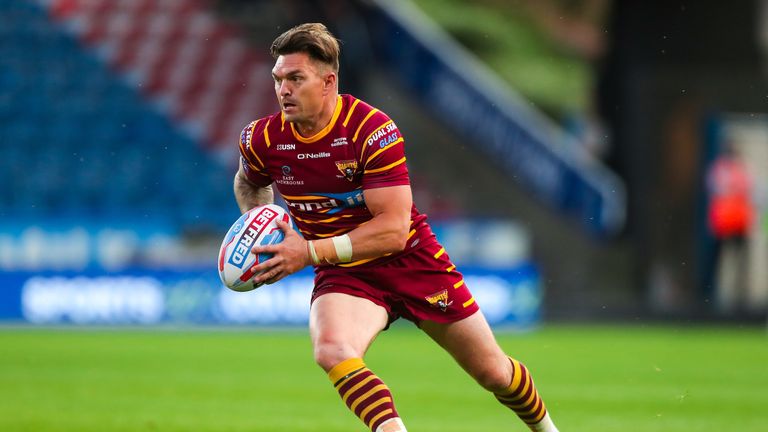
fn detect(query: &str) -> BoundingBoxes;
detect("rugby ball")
[218,204,291,292]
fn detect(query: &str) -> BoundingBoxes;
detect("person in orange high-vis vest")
[707,146,754,311]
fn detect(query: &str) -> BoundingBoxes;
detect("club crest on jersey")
[425,289,453,312]
[335,160,358,181]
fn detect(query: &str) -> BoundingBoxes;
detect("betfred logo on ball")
[218,204,291,292]
[227,207,280,269]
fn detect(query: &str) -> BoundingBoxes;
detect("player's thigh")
[420,310,512,391]
[310,292,389,367]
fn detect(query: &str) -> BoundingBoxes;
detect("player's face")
[271,52,333,124]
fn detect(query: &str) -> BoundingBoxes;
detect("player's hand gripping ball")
[218,204,292,292]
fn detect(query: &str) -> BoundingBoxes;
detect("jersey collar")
[290,95,343,143]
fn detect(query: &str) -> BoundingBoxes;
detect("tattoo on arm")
[234,172,274,213]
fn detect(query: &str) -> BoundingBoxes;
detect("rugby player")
[234,23,560,432]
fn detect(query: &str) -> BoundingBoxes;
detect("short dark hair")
[270,23,340,72]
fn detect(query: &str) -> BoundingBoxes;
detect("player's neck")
[294,93,338,138]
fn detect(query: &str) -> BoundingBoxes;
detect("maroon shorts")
[311,241,480,326]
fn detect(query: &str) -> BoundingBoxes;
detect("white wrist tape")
[307,234,353,265]
[307,240,320,265]
[332,234,353,263]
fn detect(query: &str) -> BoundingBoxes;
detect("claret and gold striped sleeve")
[238,119,273,187]
[352,109,409,190]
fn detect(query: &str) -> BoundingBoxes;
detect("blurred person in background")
[232,23,560,432]
[706,142,754,312]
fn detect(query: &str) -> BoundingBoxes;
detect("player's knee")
[313,340,358,372]
[471,362,514,393]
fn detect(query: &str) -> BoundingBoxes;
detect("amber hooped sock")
[494,357,559,432]
[328,358,407,431]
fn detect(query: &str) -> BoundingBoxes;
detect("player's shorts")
[311,241,480,326]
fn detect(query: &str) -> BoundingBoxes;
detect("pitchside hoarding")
[0,265,541,328]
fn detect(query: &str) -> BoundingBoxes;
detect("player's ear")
[323,72,337,94]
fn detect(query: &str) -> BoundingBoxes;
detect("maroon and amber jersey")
[238,94,435,268]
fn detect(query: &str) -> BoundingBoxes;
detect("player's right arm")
[234,119,275,214]
[234,166,273,213]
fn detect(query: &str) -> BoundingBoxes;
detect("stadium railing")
[359,0,626,237]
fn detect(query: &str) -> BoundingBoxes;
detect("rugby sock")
[328,358,406,432]
[494,357,559,432]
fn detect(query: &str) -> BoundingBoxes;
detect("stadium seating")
[0,0,238,229]
[47,0,274,151]
[0,0,455,235]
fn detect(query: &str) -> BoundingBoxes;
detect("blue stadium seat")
[0,0,236,230]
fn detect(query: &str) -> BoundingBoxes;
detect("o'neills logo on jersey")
[335,160,358,181]
[297,152,330,160]
[276,144,296,150]
[425,289,453,312]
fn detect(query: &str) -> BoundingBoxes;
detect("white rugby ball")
[218,204,291,292]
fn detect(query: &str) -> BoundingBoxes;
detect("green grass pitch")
[1,324,766,431]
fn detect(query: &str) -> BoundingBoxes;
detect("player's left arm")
[248,186,411,285]
[347,110,412,258]
[346,185,411,257]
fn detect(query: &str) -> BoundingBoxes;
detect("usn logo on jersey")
[284,190,364,214]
